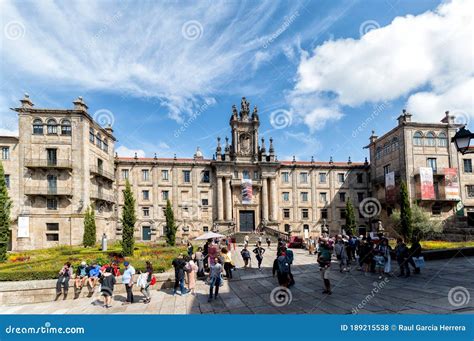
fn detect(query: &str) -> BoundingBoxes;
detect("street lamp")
[452,126,474,154]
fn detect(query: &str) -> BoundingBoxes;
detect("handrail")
[90,165,115,180]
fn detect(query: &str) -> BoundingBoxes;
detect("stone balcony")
[90,190,115,203]
[90,165,115,182]
[24,186,73,196]
[25,158,73,169]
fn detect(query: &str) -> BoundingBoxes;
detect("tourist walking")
[139,261,153,303]
[208,257,223,302]
[187,242,194,258]
[253,242,266,270]
[172,254,188,296]
[317,239,332,295]
[241,246,251,268]
[56,262,73,299]
[74,261,88,295]
[272,250,290,287]
[334,237,348,272]
[100,267,116,308]
[395,238,410,278]
[285,247,295,287]
[221,247,233,279]
[377,238,392,275]
[373,250,386,279]
[409,237,422,274]
[194,247,205,277]
[266,237,271,248]
[122,261,136,304]
[244,234,249,247]
[185,256,198,295]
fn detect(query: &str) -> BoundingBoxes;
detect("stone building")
[0,95,472,251]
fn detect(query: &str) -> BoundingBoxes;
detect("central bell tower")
[229,97,260,162]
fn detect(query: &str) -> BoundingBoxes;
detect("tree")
[391,204,442,240]
[121,180,136,256]
[0,162,12,262]
[82,205,96,247]
[165,199,177,246]
[399,181,412,241]
[345,200,357,236]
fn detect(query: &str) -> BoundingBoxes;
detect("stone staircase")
[230,232,279,245]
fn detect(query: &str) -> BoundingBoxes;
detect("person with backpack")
[241,246,251,268]
[395,238,410,277]
[56,262,73,299]
[285,247,295,287]
[100,267,116,308]
[253,242,266,270]
[317,238,332,295]
[272,251,291,287]
[208,257,223,302]
[185,256,198,295]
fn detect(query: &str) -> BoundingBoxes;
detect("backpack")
[285,249,294,264]
[241,250,250,259]
[277,256,290,274]
[318,247,331,267]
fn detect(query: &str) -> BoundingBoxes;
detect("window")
[33,119,43,135]
[162,190,169,200]
[253,171,259,180]
[391,137,399,150]
[143,207,150,217]
[321,208,328,219]
[319,173,327,183]
[47,198,58,210]
[340,209,346,219]
[121,169,129,180]
[4,174,10,189]
[301,209,309,219]
[202,171,210,183]
[1,147,9,160]
[300,192,308,202]
[46,233,59,241]
[319,192,327,203]
[383,165,390,175]
[61,119,71,136]
[282,192,290,202]
[376,147,382,159]
[431,202,442,216]
[46,223,59,241]
[202,198,209,206]
[96,134,102,149]
[46,223,59,231]
[162,170,169,180]
[142,169,150,181]
[284,224,290,232]
[425,132,436,146]
[357,192,364,203]
[339,192,346,202]
[142,190,150,201]
[357,173,363,184]
[183,170,191,183]
[283,209,290,219]
[300,172,308,183]
[102,139,108,153]
[383,142,390,156]
[242,170,250,179]
[203,226,209,232]
[47,119,58,135]
[438,132,448,147]
[427,158,437,172]
[303,224,309,231]
[467,185,474,198]
[89,128,95,143]
[463,159,472,173]
[46,148,57,166]
[47,174,57,192]
[413,131,423,146]
[338,173,345,183]
[281,172,289,183]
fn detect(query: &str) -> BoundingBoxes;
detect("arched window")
[425,132,436,146]
[32,118,43,135]
[61,119,71,136]
[392,137,399,150]
[375,147,382,159]
[438,132,448,147]
[102,138,108,152]
[413,131,423,146]
[89,128,95,143]
[96,133,102,148]
[47,119,58,135]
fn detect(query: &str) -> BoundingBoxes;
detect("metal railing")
[25,186,72,196]
[90,165,115,181]
[90,191,115,203]
[25,159,72,169]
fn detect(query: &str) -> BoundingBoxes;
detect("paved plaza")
[1,247,473,315]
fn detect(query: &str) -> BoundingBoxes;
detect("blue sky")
[1,0,472,162]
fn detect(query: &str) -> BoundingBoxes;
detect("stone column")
[225,177,232,221]
[262,177,268,221]
[269,177,277,221]
[217,177,224,221]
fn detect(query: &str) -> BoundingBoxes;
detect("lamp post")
[452,126,474,154]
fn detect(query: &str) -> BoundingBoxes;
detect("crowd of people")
[54,233,423,308]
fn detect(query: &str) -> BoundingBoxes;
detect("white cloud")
[290,0,474,129]
[115,146,146,158]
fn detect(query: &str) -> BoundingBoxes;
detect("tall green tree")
[82,205,96,247]
[121,180,136,256]
[345,200,357,236]
[165,199,177,246]
[0,162,12,262]
[399,181,413,242]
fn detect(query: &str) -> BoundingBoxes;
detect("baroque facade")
[0,95,472,251]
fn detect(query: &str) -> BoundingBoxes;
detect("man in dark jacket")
[395,238,410,277]
[172,254,188,296]
[408,237,422,274]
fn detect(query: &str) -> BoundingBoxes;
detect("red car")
[287,236,304,248]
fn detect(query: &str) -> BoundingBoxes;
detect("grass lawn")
[0,243,185,281]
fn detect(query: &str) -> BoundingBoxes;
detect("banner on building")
[385,171,396,204]
[241,179,253,204]
[419,167,435,200]
[17,216,30,238]
[444,167,460,200]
